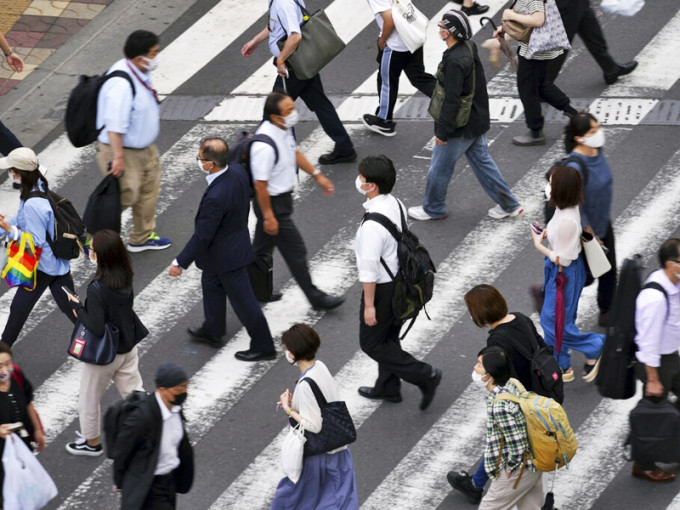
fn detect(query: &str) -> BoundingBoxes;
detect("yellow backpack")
[494,378,578,472]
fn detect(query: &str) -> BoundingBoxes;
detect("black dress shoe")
[311,294,345,311]
[462,2,489,15]
[420,369,442,410]
[187,327,225,348]
[447,471,483,503]
[604,60,638,85]
[258,292,283,303]
[318,148,357,165]
[235,350,277,362]
[358,386,402,403]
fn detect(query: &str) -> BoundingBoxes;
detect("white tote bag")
[581,232,612,279]
[600,0,644,16]
[280,424,306,484]
[2,433,58,510]
[391,0,428,53]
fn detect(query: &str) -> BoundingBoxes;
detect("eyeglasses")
[195,156,210,162]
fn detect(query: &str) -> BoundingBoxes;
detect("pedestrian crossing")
[1,0,680,509]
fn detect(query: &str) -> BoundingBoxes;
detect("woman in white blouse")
[531,166,604,383]
[272,324,359,510]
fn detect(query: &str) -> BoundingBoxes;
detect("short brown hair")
[464,284,508,328]
[282,323,321,361]
[549,166,583,209]
[0,342,11,357]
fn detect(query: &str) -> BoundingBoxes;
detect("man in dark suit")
[113,362,194,510]
[169,138,276,362]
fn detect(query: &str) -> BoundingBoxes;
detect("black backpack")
[65,71,135,148]
[27,184,86,260]
[103,391,149,459]
[596,255,669,399]
[228,131,278,196]
[363,202,436,338]
[544,154,588,223]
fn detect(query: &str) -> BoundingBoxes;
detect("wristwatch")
[4,48,14,57]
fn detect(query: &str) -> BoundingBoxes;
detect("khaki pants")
[78,347,144,440]
[479,469,543,510]
[96,142,162,245]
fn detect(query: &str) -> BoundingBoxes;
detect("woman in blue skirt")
[272,324,359,510]
[531,166,604,383]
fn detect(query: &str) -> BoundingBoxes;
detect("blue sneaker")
[127,231,172,252]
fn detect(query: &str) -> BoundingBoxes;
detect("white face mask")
[197,159,210,175]
[8,170,19,181]
[581,129,605,148]
[471,370,488,388]
[284,350,296,365]
[281,110,299,129]
[0,369,11,383]
[141,56,158,72]
[89,249,97,263]
[355,176,368,196]
[544,182,552,201]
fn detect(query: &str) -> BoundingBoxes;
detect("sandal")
[583,357,602,382]
[562,368,574,383]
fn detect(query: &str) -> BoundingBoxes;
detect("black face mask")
[170,391,188,406]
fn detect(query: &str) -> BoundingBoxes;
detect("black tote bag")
[83,174,121,234]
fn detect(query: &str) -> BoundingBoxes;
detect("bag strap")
[104,70,136,98]
[291,0,311,19]
[463,41,476,100]
[249,133,279,165]
[491,324,537,362]
[362,211,401,281]
[300,377,328,407]
[642,281,670,322]
[11,364,25,391]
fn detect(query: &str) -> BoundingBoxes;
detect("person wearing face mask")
[112,362,194,510]
[355,155,442,410]
[631,239,680,483]
[65,230,147,457]
[273,324,359,508]
[249,91,345,313]
[95,30,171,253]
[469,346,543,509]
[168,138,275,361]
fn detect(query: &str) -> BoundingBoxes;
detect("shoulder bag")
[275,0,346,80]
[68,281,120,365]
[391,0,428,53]
[293,377,356,456]
[580,231,611,279]
[1,231,42,291]
[525,0,571,59]
[428,42,475,127]
[502,0,532,43]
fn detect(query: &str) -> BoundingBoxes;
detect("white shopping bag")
[392,0,429,53]
[2,433,58,510]
[280,424,306,484]
[601,0,644,16]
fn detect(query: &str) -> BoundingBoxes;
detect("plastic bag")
[601,0,644,16]
[2,433,58,510]
[280,424,306,484]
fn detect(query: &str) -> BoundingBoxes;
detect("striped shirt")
[514,0,563,60]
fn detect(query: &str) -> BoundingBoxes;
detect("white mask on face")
[471,370,488,388]
[0,368,12,383]
[281,110,300,129]
[544,182,552,201]
[197,159,209,175]
[355,176,368,196]
[581,129,605,148]
[89,249,97,263]
[8,170,19,181]
[284,350,296,365]
[141,56,158,72]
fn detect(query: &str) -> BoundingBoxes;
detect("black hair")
[92,230,134,289]
[477,346,512,386]
[282,323,321,362]
[0,342,11,357]
[200,137,230,168]
[263,91,290,121]
[564,112,597,153]
[358,155,396,194]
[124,30,159,59]
[15,168,47,201]
[658,238,680,269]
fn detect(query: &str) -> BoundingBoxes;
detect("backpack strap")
[300,377,328,407]
[566,154,589,188]
[490,321,538,362]
[11,363,25,391]
[361,211,401,281]
[104,70,136,98]
[249,133,279,166]
[642,281,670,322]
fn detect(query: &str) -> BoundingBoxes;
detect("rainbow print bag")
[1,232,42,290]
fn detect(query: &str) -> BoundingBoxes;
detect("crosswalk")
[1,0,679,508]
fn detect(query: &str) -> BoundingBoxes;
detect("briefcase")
[248,253,274,302]
[629,398,680,463]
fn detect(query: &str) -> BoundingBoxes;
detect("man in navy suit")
[168,137,276,362]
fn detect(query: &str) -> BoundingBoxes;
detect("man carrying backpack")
[355,155,441,410]
[632,238,680,483]
[95,30,171,252]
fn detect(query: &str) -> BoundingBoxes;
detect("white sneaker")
[408,206,448,221]
[488,204,523,219]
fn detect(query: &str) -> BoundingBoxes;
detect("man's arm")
[362,282,378,326]
[636,289,669,397]
[378,10,396,50]
[296,151,334,196]
[107,133,125,177]
[254,181,278,235]
[0,34,23,73]
[242,27,271,57]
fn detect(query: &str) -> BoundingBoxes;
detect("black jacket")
[113,394,194,510]
[73,281,148,354]
[434,40,491,140]
[176,164,254,274]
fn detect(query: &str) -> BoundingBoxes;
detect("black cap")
[155,362,188,389]
[441,10,472,40]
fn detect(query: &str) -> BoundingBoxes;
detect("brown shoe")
[632,464,676,482]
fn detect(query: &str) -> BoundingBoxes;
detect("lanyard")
[125,61,160,104]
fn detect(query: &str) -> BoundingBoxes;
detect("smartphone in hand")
[530,222,543,235]
[61,286,79,301]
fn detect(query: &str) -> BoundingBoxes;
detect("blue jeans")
[423,135,520,218]
[472,458,489,488]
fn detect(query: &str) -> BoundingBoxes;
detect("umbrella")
[480,17,519,73]
[554,268,567,355]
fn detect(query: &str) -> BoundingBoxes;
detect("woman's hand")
[0,423,13,440]
[531,223,544,247]
[279,389,292,414]
[0,215,11,233]
[34,428,46,451]
[501,8,516,21]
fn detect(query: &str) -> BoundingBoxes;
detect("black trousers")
[0,120,22,156]
[274,68,353,152]
[517,55,572,131]
[376,46,436,120]
[1,270,76,346]
[584,222,617,313]
[555,0,618,74]
[252,192,323,305]
[359,282,432,396]
[201,267,274,352]
[141,473,176,510]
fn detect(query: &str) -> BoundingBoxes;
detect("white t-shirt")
[546,206,582,266]
[251,121,298,196]
[367,0,410,53]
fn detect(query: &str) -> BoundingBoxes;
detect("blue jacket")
[176,164,254,274]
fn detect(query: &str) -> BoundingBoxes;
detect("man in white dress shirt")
[354,155,441,410]
[632,238,680,483]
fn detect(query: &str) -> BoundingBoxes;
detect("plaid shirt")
[483,380,535,479]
